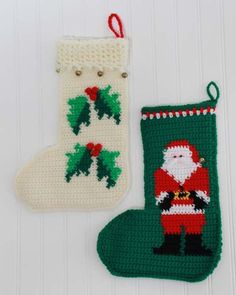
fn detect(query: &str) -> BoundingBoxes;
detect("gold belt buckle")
[174,191,180,200]
[174,190,190,200]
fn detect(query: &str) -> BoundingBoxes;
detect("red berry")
[92,143,103,157]
[85,86,99,101]
[86,142,94,151]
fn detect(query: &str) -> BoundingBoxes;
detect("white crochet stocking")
[15,16,129,211]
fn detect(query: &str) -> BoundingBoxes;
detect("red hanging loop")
[108,13,124,38]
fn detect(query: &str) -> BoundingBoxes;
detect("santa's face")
[162,147,198,184]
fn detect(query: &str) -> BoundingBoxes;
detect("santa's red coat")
[154,167,210,198]
[154,166,210,234]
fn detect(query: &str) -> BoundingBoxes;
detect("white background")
[0,0,236,294]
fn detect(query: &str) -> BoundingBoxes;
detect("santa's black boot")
[185,234,212,256]
[153,234,181,255]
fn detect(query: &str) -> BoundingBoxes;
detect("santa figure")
[153,140,212,256]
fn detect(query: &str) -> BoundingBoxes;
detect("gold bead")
[199,158,205,163]
[75,70,82,76]
[97,71,104,77]
[121,72,128,78]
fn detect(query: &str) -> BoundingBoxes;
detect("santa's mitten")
[97,81,222,282]
[189,191,209,210]
[157,192,175,211]
[15,14,129,211]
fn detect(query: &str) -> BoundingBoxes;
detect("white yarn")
[15,37,129,211]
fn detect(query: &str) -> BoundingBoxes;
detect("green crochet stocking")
[97,81,222,282]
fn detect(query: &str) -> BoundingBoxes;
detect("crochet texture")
[15,36,129,211]
[97,82,222,282]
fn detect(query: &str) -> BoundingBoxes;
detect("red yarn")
[86,142,95,151]
[84,86,99,101]
[108,13,124,38]
[92,144,103,157]
[85,87,99,101]
[161,214,206,234]
[86,142,103,157]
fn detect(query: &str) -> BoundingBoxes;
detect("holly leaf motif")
[94,85,121,124]
[67,96,90,135]
[65,144,93,182]
[96,149,122,188]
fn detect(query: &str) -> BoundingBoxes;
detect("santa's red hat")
[164,140,200,163]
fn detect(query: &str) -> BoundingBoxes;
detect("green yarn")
[94,85,121,124]
[65,143,93,182]
[207,81,220,102]
[67,96,90,135]
[97,150,122,188]
[66,85,122,186]
[97,82,222,282]
[67,85,121,137]
[65,143,122,188]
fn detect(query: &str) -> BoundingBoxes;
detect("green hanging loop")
[206,81,220,102]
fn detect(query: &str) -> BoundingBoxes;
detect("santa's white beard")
[162,157,199,184]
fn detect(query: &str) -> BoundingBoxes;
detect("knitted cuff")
[56,38,129,71]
